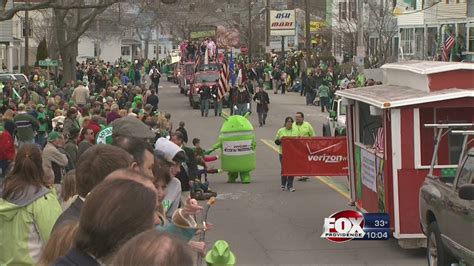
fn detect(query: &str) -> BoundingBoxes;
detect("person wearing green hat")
[205,240,236,266]
[35,104,48,149]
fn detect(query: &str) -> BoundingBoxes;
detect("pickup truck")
[322,98,346,137]
[419,145,474,266]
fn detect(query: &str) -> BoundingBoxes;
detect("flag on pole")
[442,33,455,61]
[217,60,229,101]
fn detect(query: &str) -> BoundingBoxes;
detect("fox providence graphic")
[306,142,347,163]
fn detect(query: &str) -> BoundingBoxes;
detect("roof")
[335,85,474,109]
[381,61,474,75]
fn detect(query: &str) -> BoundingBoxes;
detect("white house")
[396,0,474,61]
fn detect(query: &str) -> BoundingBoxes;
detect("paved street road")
[158,81,426,265]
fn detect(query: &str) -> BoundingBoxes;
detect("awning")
[381,61,474,75]
[335,86,474,109]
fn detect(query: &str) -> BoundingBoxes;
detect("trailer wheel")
[427,221,455,266]
[192,102,200,109]
[322,123,331,137]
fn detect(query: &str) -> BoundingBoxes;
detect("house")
[396,0,474,61]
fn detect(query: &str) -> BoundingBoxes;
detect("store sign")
[270,10,296,36]
[281,137,348,176]
[223,140,253,156]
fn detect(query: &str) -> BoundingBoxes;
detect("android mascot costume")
[212,112,256,183]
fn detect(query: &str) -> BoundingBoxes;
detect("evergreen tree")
[36,37,48,65]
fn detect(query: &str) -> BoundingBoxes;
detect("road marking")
[260,138,350,200]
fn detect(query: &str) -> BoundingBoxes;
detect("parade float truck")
[335,61,474,249]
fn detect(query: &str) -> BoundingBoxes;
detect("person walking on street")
[211,84,222,117]
[235,85,251,116]
[14,103,39,147]
[149,66,161,93]
[271,66,281,94]
[253,85,270,127]
[293,112,315,181]
[275,117,298,191]
[199,85,212,117]
[318,80,331,112]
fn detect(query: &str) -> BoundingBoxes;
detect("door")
[444,154,474,260]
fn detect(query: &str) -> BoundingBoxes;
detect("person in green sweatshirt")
[275,116,299,191]
[0,144,62,265]
[318,80,331,113]
[35,104,48,149]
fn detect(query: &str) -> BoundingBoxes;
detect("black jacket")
[176,127,188,144]
[146,94,159,111]
[253,91,270,113]
[52,197,83,232]
[54,248,99,266]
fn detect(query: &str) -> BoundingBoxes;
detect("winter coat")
[42,143,69,184]
[0,185,62,265]
[0,130,15,161]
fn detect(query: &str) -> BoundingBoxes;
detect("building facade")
[396,0,473,61]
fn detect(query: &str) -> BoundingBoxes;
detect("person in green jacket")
[0,144,62,265]
[293,111,315,137]
[275,116,298,191]
[36,104,48,149]
[318,80,331,113]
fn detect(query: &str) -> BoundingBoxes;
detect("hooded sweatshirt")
[0,185,62,265]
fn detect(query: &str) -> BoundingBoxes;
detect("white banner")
[361,149,377,192]
[270,10,296,36]
[223,140,253,156]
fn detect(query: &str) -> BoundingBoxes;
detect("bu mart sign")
[270,10,296,36]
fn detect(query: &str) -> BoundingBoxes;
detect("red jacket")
[0,131,15,161]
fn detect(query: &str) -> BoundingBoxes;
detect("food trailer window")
[357,102,383,146]
[418,107,474,167]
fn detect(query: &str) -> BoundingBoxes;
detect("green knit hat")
[48,131,63,142]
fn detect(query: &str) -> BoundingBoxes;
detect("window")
[400,28,414,55]
[21,18,33,38]
[159,46,163,54]
[469,27,474,52]
[153,45,157,54]
[357,102,383,146]
[349,0,356,20]
[456,155,473,189]
[340,1,347,20]
[121,46,130,56]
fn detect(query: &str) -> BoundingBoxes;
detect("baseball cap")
[111,116,155,139]
[154,137,185,164]
[48,131,63,142]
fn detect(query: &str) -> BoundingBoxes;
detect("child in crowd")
[60,170,78,210]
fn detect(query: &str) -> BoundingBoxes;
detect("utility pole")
[24,0,30,75]
[248,0,252,60]
[304,0,310,69]
[265,0,270,49]
[356,0,364,71]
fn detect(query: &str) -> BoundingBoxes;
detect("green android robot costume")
[212,112,256,183]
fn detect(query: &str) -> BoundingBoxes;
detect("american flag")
[217,60,230,101]
[442,33,455,61]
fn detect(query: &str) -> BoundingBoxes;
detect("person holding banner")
[293,112,315,181]
[275,117,298,192]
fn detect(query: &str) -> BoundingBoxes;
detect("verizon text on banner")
[281,137,349,176]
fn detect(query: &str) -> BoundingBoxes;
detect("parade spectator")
[155,137,187,220]
[211,83,223,117]
[146,89,159,113]
[42,131,68,185]
[149,66,161,93]
[14,103,39,147]
[294,112,315,137]
[77,127,94,158]
[0,144,62,265]
[176,121,189,144]
[106,103,121,124]
[71,81,89,107]
[52,145,133,232]
[164,112,173,133]
[271,66,282,94]
[62,107,80,137]
[253,85,270,127]
[0,121,16,178]
[275,117,298,192]
[111,116,155,143]
[54,179,157,265]
[38,222,78,266]
[36,104,48,148]
[171,132,198,192]
[112,230,193,265]
[113,137,155,178]
[64,127,80,168]
[60,170,78,210]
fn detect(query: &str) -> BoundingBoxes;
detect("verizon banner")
[281,137,349,176]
